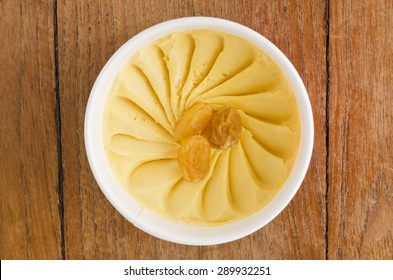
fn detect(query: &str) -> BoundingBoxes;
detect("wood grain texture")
[58,0,326,259]
[0,1,61,259]
[5,0,391,260]
[328,0,393,259]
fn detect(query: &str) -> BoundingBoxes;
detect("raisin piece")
[209,106,242,149]
[174,103,213,141]
[178,135,211,182]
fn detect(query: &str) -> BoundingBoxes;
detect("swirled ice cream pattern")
[103,30,300,225]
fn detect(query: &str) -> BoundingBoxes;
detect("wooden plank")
[58,0,327,259]
[328,0,393,259]
[0,1,61,259]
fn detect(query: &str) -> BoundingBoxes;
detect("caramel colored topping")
[209,106,242,149]
[174,103,213,141]
[178,135,211,183]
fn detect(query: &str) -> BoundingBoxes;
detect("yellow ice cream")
[103,29,300,225]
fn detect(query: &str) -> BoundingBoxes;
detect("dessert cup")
[85,17,314,245]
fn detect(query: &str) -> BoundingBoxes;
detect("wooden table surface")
[1,0,392,260]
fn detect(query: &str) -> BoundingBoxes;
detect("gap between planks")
[324,0,330,261]
[53,0,65,260]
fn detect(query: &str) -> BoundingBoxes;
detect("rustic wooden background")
[1,0,392,260]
